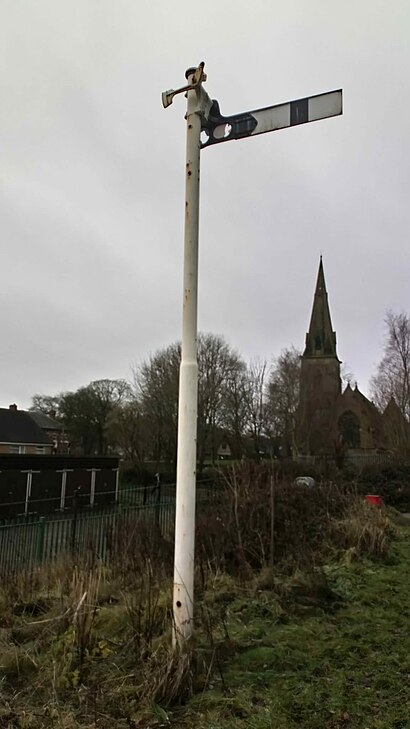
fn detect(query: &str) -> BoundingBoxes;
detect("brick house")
[0,405,53,455]
[28,410,70,454]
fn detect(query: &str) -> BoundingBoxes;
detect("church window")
[339,411,361,448]
[315,336,321,350]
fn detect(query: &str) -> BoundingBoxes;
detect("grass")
[0,500,409,727]
[178,524,410,729]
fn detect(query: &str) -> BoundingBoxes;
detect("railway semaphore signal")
[163,62,343,648]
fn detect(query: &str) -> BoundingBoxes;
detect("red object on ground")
[365,494,383,507]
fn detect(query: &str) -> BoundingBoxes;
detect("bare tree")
[221,357,248,460]
[30,394,61,417]
[105,401,148,467]
[266,346,301,455]
[133,334,246,469]
[134,342,181,467]
[341,362,354,389]
[370,311,410,419]
[243,358,269,458]
[197,333,246,470]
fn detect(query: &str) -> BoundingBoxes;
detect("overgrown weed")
[329,500,391,558]
[0,463,399,726]
[196,463,390,576]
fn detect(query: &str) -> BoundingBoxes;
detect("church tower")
[295,258,342,455]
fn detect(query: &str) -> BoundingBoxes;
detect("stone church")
[294,258,404,459]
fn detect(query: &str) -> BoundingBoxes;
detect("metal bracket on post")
[200,99,257,147]
[163,62,213,128]
[162,62,207,108]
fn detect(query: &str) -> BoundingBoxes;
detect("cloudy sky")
[1,0,409,408]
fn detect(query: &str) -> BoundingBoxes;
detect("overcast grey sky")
[1,0,409,407]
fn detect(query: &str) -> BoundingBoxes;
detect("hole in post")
[176,600,182,608]
[213,123,232,140]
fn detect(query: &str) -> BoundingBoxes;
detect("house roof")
[0,409,52,445]
[29,411,62,431]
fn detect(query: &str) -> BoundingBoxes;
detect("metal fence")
[0,484,177,575]
[0,457,119,518]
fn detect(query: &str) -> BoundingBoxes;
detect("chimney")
[9,404,17,411]
[48,409,56,419]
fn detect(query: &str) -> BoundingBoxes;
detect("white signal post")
[162,63,342,648]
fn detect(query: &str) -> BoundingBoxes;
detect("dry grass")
[0,464,397,726]
[329,500,391,558]
[0,555,197,727]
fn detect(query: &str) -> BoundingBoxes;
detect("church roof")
[383,396,408,424]
[303,257,338,358]
[341,383,381,418]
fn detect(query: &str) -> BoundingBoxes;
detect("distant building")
[0,405,53,455]
[0,410,120,517]
[294,259,408,461]
[29,410,70,453]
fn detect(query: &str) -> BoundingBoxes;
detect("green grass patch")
[180,528,410,729]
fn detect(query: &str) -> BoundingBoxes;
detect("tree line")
[31,333,300,468]
[31,311,410,465]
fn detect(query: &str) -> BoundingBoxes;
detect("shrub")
[196,463,390,575]
[355,460,410,511]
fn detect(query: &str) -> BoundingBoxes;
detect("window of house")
[36,446,45,455]
[9,445,25,454]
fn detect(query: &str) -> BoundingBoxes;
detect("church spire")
[303,257,338,358]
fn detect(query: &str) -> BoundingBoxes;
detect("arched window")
[339,411,361,448]
[315,335,322,350]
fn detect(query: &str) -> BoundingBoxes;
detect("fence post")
[36,516,46,562]
[154,473,161,532]
[269,471,275,570]
[71,488,79,555]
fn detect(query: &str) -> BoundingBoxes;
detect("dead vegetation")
[0,463,396,727]
[196,463,392,576]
